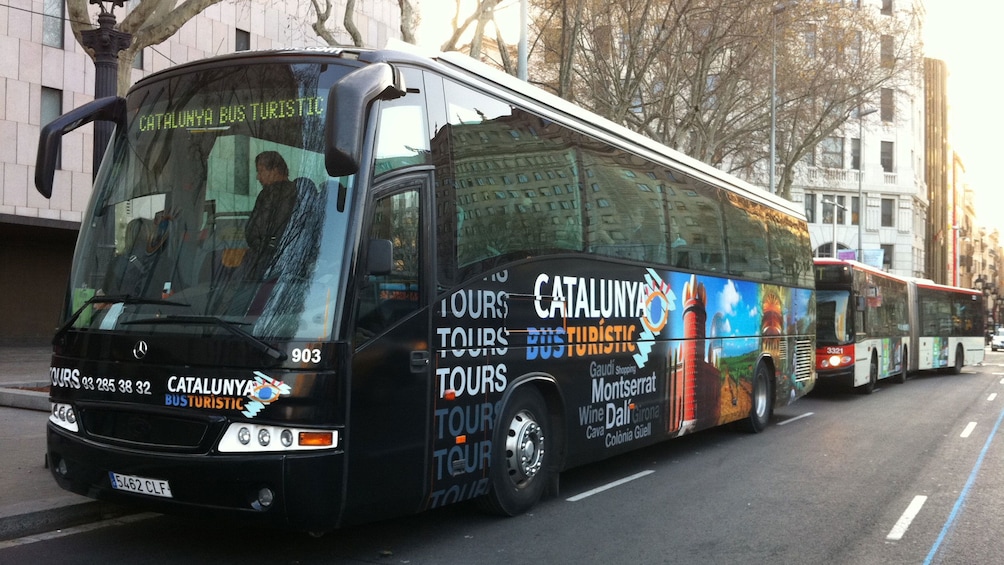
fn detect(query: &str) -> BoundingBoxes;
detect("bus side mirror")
[35,96,126,199]
[368,239,394,276]
[325,62,407,178]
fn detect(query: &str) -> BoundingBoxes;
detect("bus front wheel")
[479,386,550,516]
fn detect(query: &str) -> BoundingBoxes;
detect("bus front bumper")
[815,366,856,387]
[46,424,345,531]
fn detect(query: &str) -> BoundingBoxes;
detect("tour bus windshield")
[817,289,853,345]
[67,60,356,340]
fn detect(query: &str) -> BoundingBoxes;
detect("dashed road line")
[887,495,928,541]
[566,470,655,502]
[960,422,978,438]
[989,393,998,402]
[777,412,814,426]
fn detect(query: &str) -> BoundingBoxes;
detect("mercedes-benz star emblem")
[133,340,149,360]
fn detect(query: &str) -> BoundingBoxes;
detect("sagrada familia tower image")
[666,275,723,435]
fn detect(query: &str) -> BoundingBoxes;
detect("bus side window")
[356,188,421,341]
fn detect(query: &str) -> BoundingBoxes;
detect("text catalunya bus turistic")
[36,47,816,532]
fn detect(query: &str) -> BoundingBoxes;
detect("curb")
[0,500,135,542]
[0,382,50,412]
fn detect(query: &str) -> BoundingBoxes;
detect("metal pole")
[769,11,777,194]
[832,203,838,258]
[517,0,528,81]
[857,108,877,261]
[954,225,960,286]
[824,198,844,258]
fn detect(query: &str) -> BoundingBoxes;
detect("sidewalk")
[0,346,132,541]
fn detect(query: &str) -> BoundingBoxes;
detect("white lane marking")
[990,393,998,402]
[887,495,928,541]
[961,422,978,438]
[777,412,814,426]
[566,470,655,502]
[0,512,158,549]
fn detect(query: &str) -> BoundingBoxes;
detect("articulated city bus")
[36,47,816,532]
[815,259,983,392]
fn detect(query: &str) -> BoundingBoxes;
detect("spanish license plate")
[108,471,173,498]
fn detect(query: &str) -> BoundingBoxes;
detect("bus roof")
[814,258,981,296]
[814,258,911,284]
[130,46,806,221]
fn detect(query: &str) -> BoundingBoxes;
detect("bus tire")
[894,347,908,384]
[952,345,964,375]
[479,386,549,516]
[859,354,878,394]
[738,362,773,433]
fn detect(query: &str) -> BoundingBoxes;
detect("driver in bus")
[245,151,297,278]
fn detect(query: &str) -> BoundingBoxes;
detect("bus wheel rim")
[505,410,545,486]
[754,375,768,418]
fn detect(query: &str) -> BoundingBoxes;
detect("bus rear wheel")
[893,347,908,384]
[859,355,878,394]
[952,345,964,375]
[479,386,550,516]
[738,363,773,433]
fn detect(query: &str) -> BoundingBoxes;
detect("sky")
[923,1,1004,234]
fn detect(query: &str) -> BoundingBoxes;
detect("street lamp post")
[857,108,878,261]
[79,0,131,179]
[952,225,962,287]
[769,3,789,194]
[823,198,846,258]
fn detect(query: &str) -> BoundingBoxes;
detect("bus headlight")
[218,423,339,453]
[49,403,79,433]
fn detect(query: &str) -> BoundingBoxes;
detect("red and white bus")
[815,259,983,392]
[36,47,816,532]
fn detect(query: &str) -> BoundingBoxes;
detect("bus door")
[345,172,432,522]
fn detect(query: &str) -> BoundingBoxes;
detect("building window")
[822,195,835,224]
[881,198,895,227]
[236,29,251,52]
[836,195,846,224]
[132,49,144,70]
[880,244,894,270]
[819,137,844,169]
[881,0,893,16]
[851,138,861,170]
[805,193,816,223]
[880,88,894,122]
[803,25,817,59]
[881,141,894,172]
[881,35,894,68]
[852,196,860,226]
[41,88,63,167]
[43,0,64,48]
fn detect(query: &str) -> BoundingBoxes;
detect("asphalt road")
[4,351,1004,564]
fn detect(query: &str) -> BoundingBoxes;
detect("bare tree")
[308,0,419,47]
[68,0,226,96]
[526,0,921,200]
[399,0,418,44]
